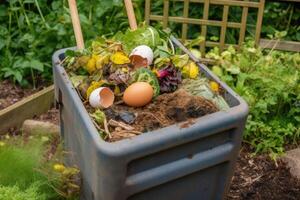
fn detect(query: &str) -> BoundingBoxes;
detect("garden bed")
[0,80,39,110]
[227,144,300,200]
[0,80,299,200]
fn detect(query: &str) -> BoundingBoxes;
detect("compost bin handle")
[124,0,138,30]
[68,0,85,49]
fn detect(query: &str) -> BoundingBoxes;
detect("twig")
[114,100,125,105]
[91,118,105,133]
[104,118,112,139]
[113,130,142,135]
[108,119,134,131]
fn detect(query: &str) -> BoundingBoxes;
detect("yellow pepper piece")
[110,52,130,65]
[210,81,220,93]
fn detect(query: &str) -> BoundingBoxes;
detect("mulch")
[1,80,300,199]
[227,145,300,200]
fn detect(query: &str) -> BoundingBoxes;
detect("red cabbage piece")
[157,63,182,93]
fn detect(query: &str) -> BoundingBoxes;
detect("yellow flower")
[210,81,220,93]
[85,56,97,74]
[53,164,66,173]
[110,52,130,65]
[0,142,5,147]
[182,62,199,79]
[189,62,199,79]
[96,54,110,69]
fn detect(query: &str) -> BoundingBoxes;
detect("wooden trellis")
[145,0,266,55]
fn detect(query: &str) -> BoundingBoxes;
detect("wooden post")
[124,0,138,30]
[68,0,85,49]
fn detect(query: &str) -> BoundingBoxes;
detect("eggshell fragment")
[130,45,154,68]
[89,87,115,108]
[123,82,154,107]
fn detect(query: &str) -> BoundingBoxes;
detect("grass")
[0,136,64,200]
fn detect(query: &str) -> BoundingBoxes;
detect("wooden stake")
[68,0,85,49]
[124,0,138,30]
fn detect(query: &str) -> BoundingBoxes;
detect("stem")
[286,4,294,33]
[7,11,12,50]
[9,1,21,31]
[30,67,36,89]
[34,0,50,29]
[18,0,33,32]
[89,1,93,22]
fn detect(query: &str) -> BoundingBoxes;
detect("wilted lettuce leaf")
[114,26,162,54]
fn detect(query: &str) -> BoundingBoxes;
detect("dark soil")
[226,144,300,200]
[0,80,49,110]
[107,89,218,142]
[34,107,59,125]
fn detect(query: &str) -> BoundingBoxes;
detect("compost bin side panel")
[53,52,130,200]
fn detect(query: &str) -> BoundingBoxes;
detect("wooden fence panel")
[145,0,266,55]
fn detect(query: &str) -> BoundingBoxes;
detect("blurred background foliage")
[0,0,299,86]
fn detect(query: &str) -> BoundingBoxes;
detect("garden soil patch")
[227,144,300,200]
[0,80,49,110]
[107,89,218,142]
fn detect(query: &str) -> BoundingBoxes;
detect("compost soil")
[108,89,218,142]
[226,144,300,200]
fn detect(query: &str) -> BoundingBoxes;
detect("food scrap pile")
[62,26,229,142]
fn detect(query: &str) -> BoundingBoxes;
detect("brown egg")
[123,82,154,107]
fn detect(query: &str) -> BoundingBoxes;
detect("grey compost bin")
[52,37,248,200]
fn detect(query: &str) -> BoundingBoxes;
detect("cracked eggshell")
[89,87,115,108]
[130,45,154,67]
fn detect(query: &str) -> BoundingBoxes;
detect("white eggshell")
[130,45,154,66]
[89,87,114,108]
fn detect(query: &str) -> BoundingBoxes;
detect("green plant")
[0,183,46,200]
[0,135,80,199]
[207,40,300,158]
[0,0,144,87]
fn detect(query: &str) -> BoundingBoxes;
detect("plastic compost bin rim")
[52,42,248,159]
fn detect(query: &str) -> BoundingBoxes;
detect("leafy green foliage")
[207,41,300,157]
[0,0,298,86]
[0,0,143,86]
